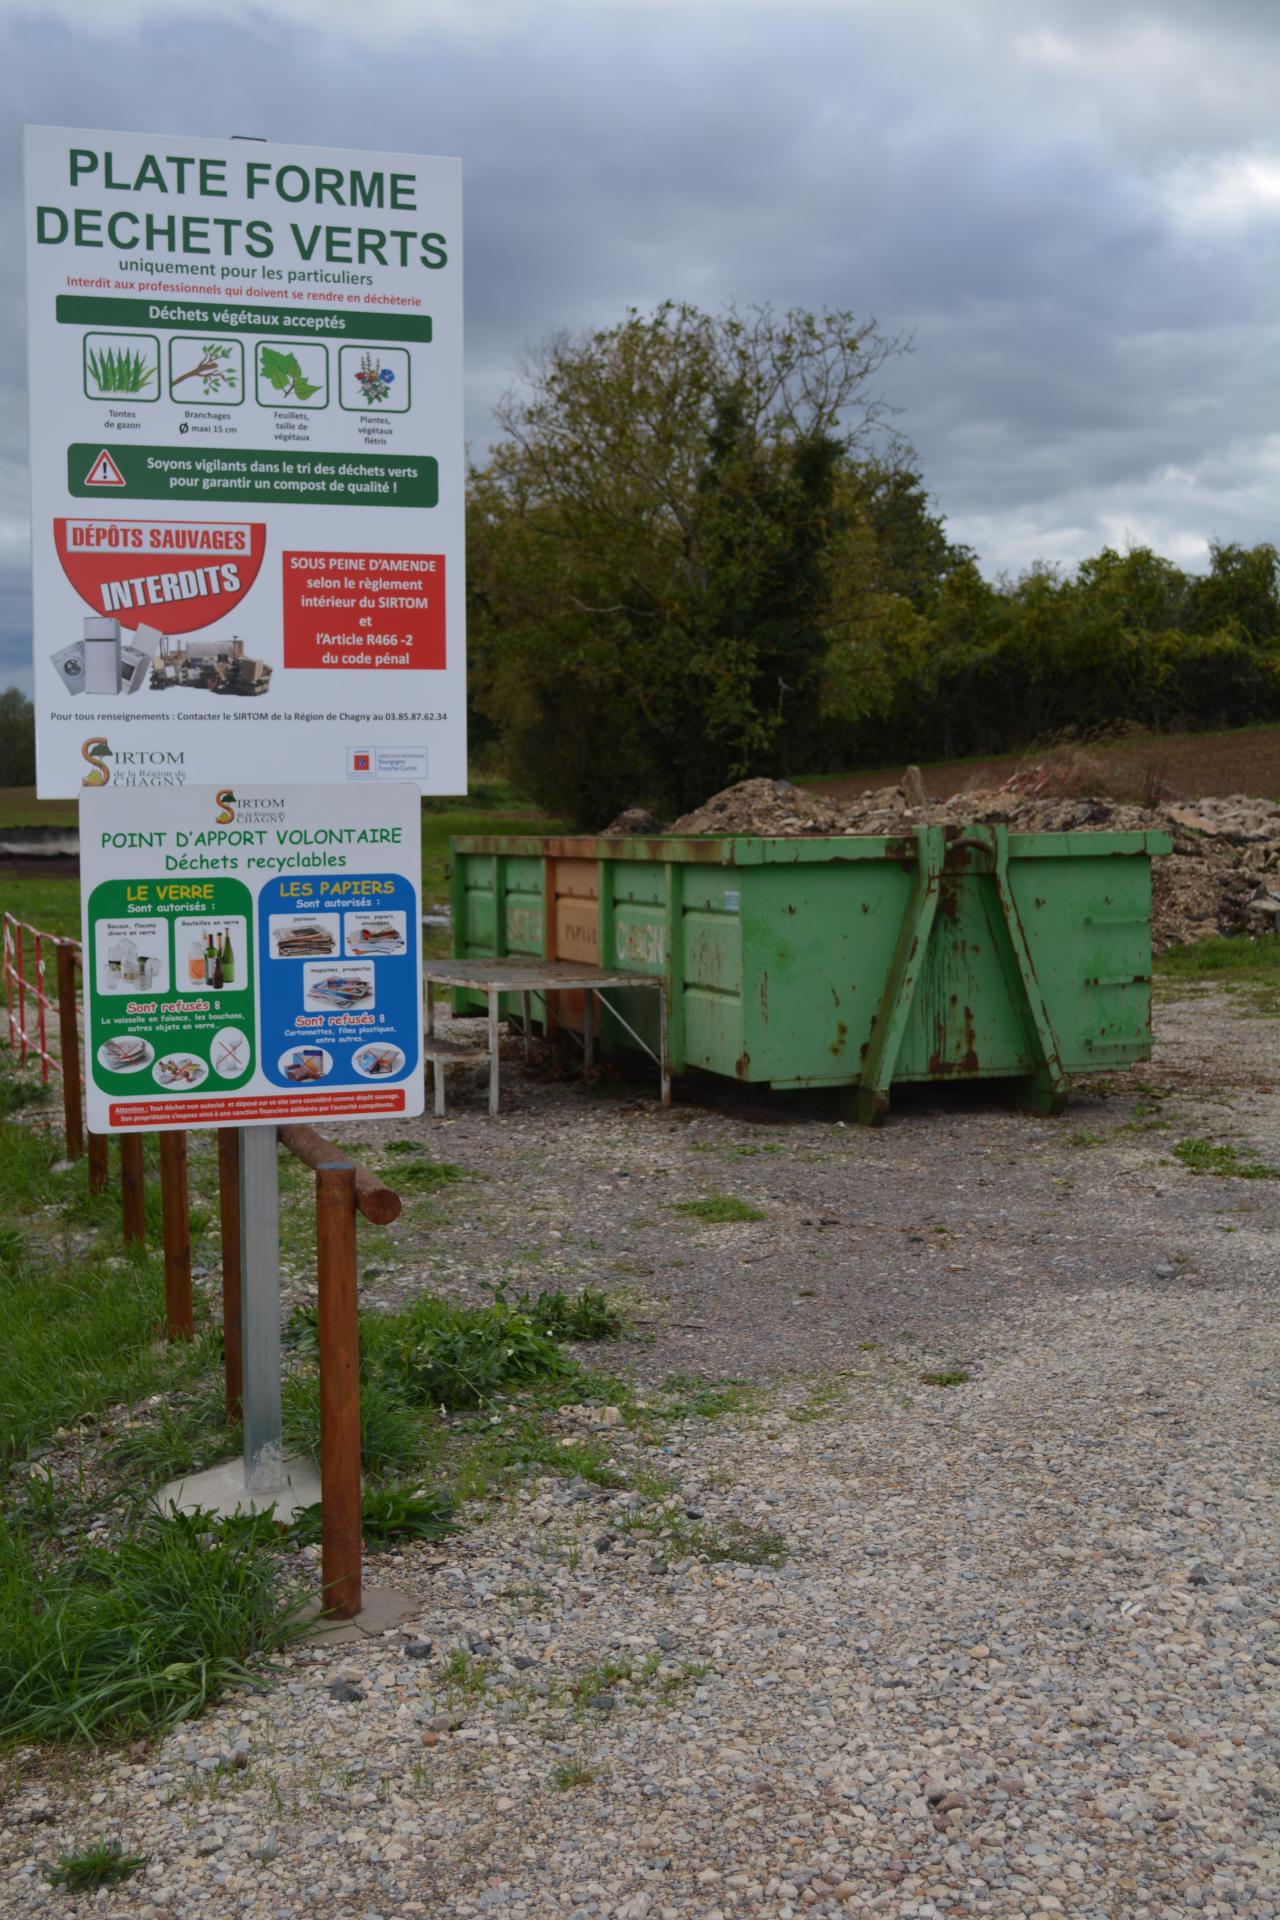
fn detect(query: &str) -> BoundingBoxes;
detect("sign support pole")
[239,1122,283,1494]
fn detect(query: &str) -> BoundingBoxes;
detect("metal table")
[424,957,670,1117]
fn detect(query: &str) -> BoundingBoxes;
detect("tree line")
[467,302,1280,821]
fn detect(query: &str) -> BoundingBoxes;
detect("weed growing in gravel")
[674,1193,766,1224]
[110,1379,238,1483]
[655,1374,752,1421]
[787,1380,848,1423]
[1173,1138,1278,1179]
[920,1369,970,1387]
[552,1761,595,1790]
[289,1484,455,1549]
[571,1656,634,1705]
[1068,1129,1107,1148]
[0,1509,307,1745]
[625,1504,788,1567]
[364,1293,571,1410]
[47,1839,149,1890]
[443,1649,490,1699]
[487,1282,624,1342]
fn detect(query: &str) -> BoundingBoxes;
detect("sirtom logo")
[80,738,185,788]
[215,789,237,824]
[81,737,111,786]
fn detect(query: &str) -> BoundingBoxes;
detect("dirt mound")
[667,767,1280,953]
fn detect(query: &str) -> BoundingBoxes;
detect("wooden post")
[217,1129,243,1420]
[315,1160,362,1619]
[119,1134,146,1245]
[54,942,84,1161]
[87,1131,109,1194]
[158,1131,193,1341]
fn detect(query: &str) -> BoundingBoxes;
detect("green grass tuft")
[674,1193,766,1224]
[552,1760,595,1790]
[1172,1137,1278,1179]
[47,1838,150,1890]
[920,1369,970,1387]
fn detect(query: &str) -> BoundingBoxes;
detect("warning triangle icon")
[84,449,126,488]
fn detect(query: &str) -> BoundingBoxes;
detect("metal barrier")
[2,913,401,1620]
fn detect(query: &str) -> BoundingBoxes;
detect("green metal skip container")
[448,824,1171,1120]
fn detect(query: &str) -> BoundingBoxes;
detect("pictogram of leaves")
[259,347,320,401]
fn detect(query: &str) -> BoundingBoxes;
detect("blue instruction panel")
[258,871,420,1091]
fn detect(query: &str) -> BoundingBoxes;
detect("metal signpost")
[25,125,463,1561]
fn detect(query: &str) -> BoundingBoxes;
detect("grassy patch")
[1157,935,1280,1017]
[1172,1138,1278,1179]
[387,1158,469,1193]
[109,1379,239,1483]
[0,873,80,940]
[674,1193,766,1224]
[47,1839,150,1891]
[920,1369,970,1387]
[0,1509,306,1746]
[0,1196,215,1471]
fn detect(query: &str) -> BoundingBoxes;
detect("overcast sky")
[1,0,1276,695]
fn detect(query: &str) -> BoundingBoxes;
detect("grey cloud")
[0,0,1275,690]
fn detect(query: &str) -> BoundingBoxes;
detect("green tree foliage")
[467,301,1280,814]
[467,302,911,818]
[0,690,36,787]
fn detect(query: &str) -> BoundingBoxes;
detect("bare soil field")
[811,725,1280,806]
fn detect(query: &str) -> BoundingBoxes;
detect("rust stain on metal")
[734,1050,751,1079]
[759,971,769,1024]
[830,1021,848,1057]
[928,1004,980,1077]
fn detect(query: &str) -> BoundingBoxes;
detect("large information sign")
[24,126,463,798]
[80,784,423,1133]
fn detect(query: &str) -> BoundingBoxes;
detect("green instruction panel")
[86,874,256,1099]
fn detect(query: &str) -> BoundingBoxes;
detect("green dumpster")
[448,824,1170,1120]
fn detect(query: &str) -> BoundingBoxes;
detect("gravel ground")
[3,988,1277,1920]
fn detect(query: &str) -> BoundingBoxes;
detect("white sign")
[24,126,464,798]
[80,783,424,1133]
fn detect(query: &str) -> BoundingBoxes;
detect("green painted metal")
[449,826,1170,1120]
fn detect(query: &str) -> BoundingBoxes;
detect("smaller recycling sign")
[80,782,423,1132]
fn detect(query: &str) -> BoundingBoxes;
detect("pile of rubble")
[660,773,1280,953]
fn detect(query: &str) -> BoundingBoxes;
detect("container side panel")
[460,855,496,954]
[603,859,668,974]
[552,857,599,966]
[678,874,745,1072]
[740,864,914,1083]
[502,856,546,957]
[1009,854,1154,1067]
